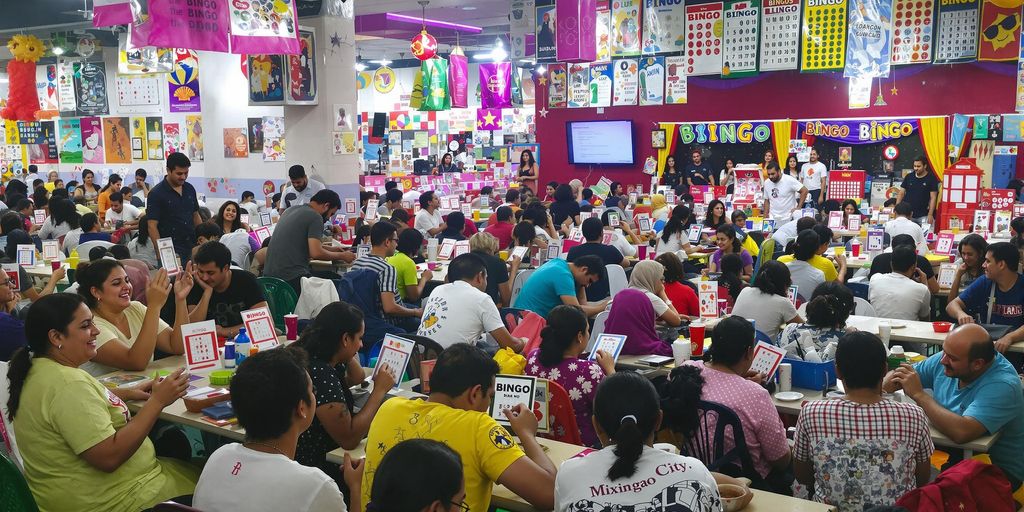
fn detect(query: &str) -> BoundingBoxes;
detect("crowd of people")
[2,148,1024,512]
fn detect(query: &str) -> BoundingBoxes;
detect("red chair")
[513,311,546,356]
[539,380,583,446]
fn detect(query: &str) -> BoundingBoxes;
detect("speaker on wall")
[371,113,387,138]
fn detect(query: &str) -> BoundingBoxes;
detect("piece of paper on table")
[182,320,220,372]
[253,226,272,246]
[17,245,35,267]
[240,307,278,348]
[259,211,272,227]
[438,239,456,260]
[42,240,59,261]
[373,334,416,389]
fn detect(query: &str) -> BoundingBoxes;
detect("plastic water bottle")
[234,328,251,366]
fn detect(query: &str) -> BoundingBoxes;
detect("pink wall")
[534,63,1017,188]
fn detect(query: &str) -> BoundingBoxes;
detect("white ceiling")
[354,0,511,58]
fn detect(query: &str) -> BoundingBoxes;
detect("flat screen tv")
[566,120,635,165]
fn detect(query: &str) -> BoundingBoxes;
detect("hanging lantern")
[411,30,437,61]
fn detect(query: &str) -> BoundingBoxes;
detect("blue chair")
[754,329,774,346]
[681,399,766,489]
[846,281,869,301]
[336,269,406,365]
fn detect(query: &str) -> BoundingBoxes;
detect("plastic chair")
[750,238,776,286]
[153,502,202,511]
[397,334,445,381]
[853,296,876,316]
[846,280,870,301]
[498,307,528,333]
[605,264,628,298]
[76,240,115,259]
[539,380,583,446]
[587,310,610,350]
[754,329,774,346]
[510,269,535,306]
[513,310,547,356]
[257,276,299,333]
[0,361,22,472]
[0,451,37,511]
[681,399,763,486]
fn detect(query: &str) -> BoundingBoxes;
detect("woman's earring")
[57,344,63,349]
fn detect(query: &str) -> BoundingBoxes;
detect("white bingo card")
[241,307,278,349]
[374,334,416,389]
[182,320,220,372]
[42,240,59,261]
[157,238,180,275]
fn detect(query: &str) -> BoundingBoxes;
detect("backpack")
[895,459,1015,512]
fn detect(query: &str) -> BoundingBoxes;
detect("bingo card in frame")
[722,0,761,77]
[827,170,866,202]
[934,0,980,63]
[800,0,849,71]
[685,2,725,76]
[760,0,803,71]
[891,0,936,64]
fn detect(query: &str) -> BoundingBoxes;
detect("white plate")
[774,391,805,402]
[884,321,907,329]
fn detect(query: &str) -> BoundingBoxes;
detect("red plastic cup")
[284,314,299,341]
[51,260,61,271]
[851,242,861,258]
[690,322,705,356]
[949,254,957,263]
[717,299,727,316]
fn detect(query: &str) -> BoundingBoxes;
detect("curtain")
[918,116,948,179]
[772,120,793,163]
[657,123,678,178]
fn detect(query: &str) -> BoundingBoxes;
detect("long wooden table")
[325,438,834,512]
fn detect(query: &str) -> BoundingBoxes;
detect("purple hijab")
[605,288,672,356]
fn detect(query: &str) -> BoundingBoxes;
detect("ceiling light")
[462,6,476,10]
[52,47,65,56]
[371,58,393,66]
[536,65,546,74]
[354,62,367,71]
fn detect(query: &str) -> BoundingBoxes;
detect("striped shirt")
[794,398,933,511]
[351,254,400,323]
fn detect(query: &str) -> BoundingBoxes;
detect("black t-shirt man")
[160,268,268,327]
[900,171,940,219]
[868,253,935,280]
[685,162,714,186]
[567,242,624,300]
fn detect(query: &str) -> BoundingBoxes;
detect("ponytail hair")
[537,305,588,367]
[75,258,125,308]
[594,372,661,480]
[8,293,86,421]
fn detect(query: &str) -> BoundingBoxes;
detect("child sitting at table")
[554,372,721,512]
[525,305,615,447]
[777,281,855,361]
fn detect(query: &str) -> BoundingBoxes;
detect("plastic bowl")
[932,321,953,333]
[717,483,753,512]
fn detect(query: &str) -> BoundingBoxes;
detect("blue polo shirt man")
[512,255,608,318]
[147,152,201,265]
[886,323,1024,487]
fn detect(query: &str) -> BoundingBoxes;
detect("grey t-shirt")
[263,205,325,282]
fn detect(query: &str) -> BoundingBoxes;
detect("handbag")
[981,282,1014,342]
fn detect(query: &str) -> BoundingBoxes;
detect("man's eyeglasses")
[450,501,470,512]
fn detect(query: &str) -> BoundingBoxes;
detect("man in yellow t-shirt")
[362,344,557,511]
[778,225,846,283]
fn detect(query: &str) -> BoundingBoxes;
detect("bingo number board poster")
[934,0,979,63]
[722,0,761,77]
[800,0,849,71]
[891,0,936,64]
[760,0,803,70]
[686,2,725,76]
[827,169,866,201]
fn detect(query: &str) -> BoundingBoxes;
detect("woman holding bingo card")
[75,258,195,377]
[290,302,396,484]
[6,293,197,511]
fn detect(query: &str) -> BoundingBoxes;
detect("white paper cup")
[672,340,692,366]
[878,322,892,348]
[778,363,792,392]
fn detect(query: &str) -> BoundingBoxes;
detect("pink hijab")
[605,288,672,356]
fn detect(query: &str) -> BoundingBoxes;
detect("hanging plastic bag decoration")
[419,58,450,111]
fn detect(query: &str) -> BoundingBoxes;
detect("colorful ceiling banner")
[556,0,598,62]
[760,0,802,71]
[978,0,1023,61]
[639,56,666,105]
[93,0,133,28]
[685,2,725,75]
[448,49,469,108]
[169,50,201,113]
[722,0,760,77]
[510,0,536,60]
[480,62,513,109]
[229,0,301,54]
[597,8,613,61]
[590,63,614,107]
[418,58,449,112]
[136,0,230,53]
[568,63,590,108]
[677,121,773,144]
[612,59,639,105]
[891,0,936,64]
[477,108,503,130]
[801,0,848,72]
[536,3,557,61]
[799,118,919,144]
[665,56,688,104]
[612,0,642,56]
[844,0,892,78]
[57,61,76,114]
[548,63,568,108]
[642,0,687,53]
[935,0,980,63]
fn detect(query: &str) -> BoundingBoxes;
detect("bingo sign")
[678,121,772,144]
[980,189,1015,210]
[800,118,918,144]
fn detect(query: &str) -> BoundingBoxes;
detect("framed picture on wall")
[285,26,318,105]
[651,129,666,149]
[248,54,285,105]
